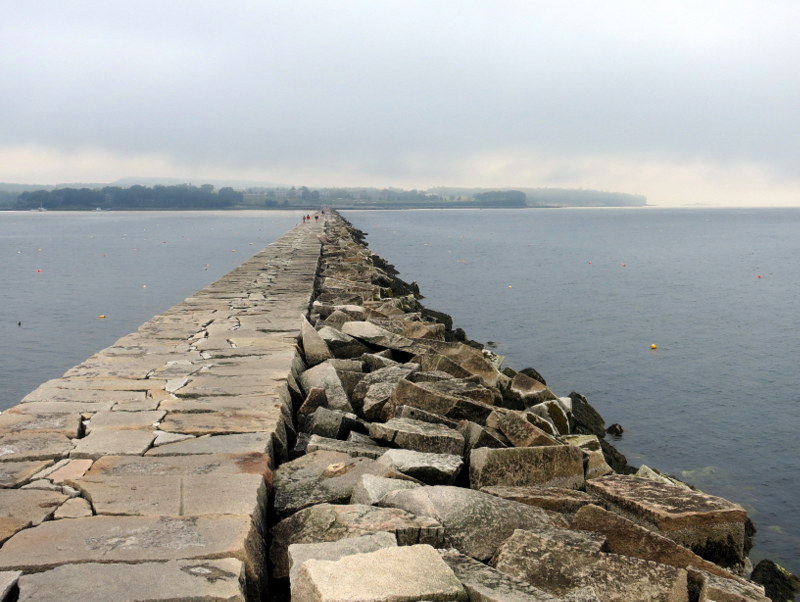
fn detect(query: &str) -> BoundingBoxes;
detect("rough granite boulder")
[301,316,332,366]
[287,532,397,583]
[585,475,749,570]
[350,473,422,505]
[368,417,465,456]
[470,446,585,490]
[379,485,565,561]
[299,362,353,413]
[270,503,444,578]
[316,326,371,359]
[291,544,467,602]
[501,372,559,410]
[571,504,748,582]
[389,378,495,424]
[562,434,614,479]
[272,450,411,518]
[481,486,602,517]
[492,528,689,601]
[438,548,561,602]
[341,321,430,357]
[378,449,463,486]
[305,435,385,460]
[494,410,562,447]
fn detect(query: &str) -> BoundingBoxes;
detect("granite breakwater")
[0,211,794,601]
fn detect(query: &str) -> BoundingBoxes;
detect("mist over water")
[345,207,800,574]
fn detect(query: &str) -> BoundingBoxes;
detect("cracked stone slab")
[86,452,272,477]
[0,489,68,543]
[158,394,281,413]
[159,409,283,436]
[68,474,267,524]
[45,459,94,483]
[5,401,114,416]
[0,432,74,463]
[54,497,93,519]
[84,410,165,432]
[0,515,265,597]
[20,387,144,404]
[16,559,246,602]
[0,412,83,438]
[145,433,274,457]
[70,429,155,459]
[0,460,53,488]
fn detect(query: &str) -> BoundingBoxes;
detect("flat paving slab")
[16,559,246,602]
[0,515,264,577]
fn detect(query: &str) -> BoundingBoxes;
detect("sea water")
[1,207,797,575]
[344,207,800,574]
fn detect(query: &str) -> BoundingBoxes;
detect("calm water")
[0,211,300,409]
[344,208,800,575]
[1,208,798,576]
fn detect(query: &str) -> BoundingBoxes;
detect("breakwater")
[0,211,792,601]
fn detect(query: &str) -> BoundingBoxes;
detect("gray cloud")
[2,1,799,204]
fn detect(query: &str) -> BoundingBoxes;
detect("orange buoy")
[650,344,657,350]
[98,315,106,319]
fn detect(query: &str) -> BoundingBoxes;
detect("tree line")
[13,184,243,210]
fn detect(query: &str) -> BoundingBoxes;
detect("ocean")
[1,207,798,575]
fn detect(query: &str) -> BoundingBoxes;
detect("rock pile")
[275,212,774,601]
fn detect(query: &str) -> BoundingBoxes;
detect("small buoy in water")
[650,343,657,350]
[757,275,763,279]
[507,285,513,289]
[588,261,592,264]
[621,263,627,267]
[142,284,147,288]
[37,269,43,273]
[98,315,106,319]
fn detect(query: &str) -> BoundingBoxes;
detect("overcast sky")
[2,1,798,206]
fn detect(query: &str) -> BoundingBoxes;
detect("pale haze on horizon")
[1,1,798,207]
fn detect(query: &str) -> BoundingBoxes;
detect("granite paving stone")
[0,571,21,601]
[145,433,274,457]
[0,432,74,463]
[15,559,246,602]
[70,429,155,459]
[0,489,68,543]
[0,460,53,488]
[84,410,165,432]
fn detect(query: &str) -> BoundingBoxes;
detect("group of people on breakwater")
[301,213,321,224]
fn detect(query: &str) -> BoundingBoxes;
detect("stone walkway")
[0,220,324,601]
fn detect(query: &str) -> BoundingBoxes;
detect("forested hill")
[429,187,647,207]
[2,183,646,210]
